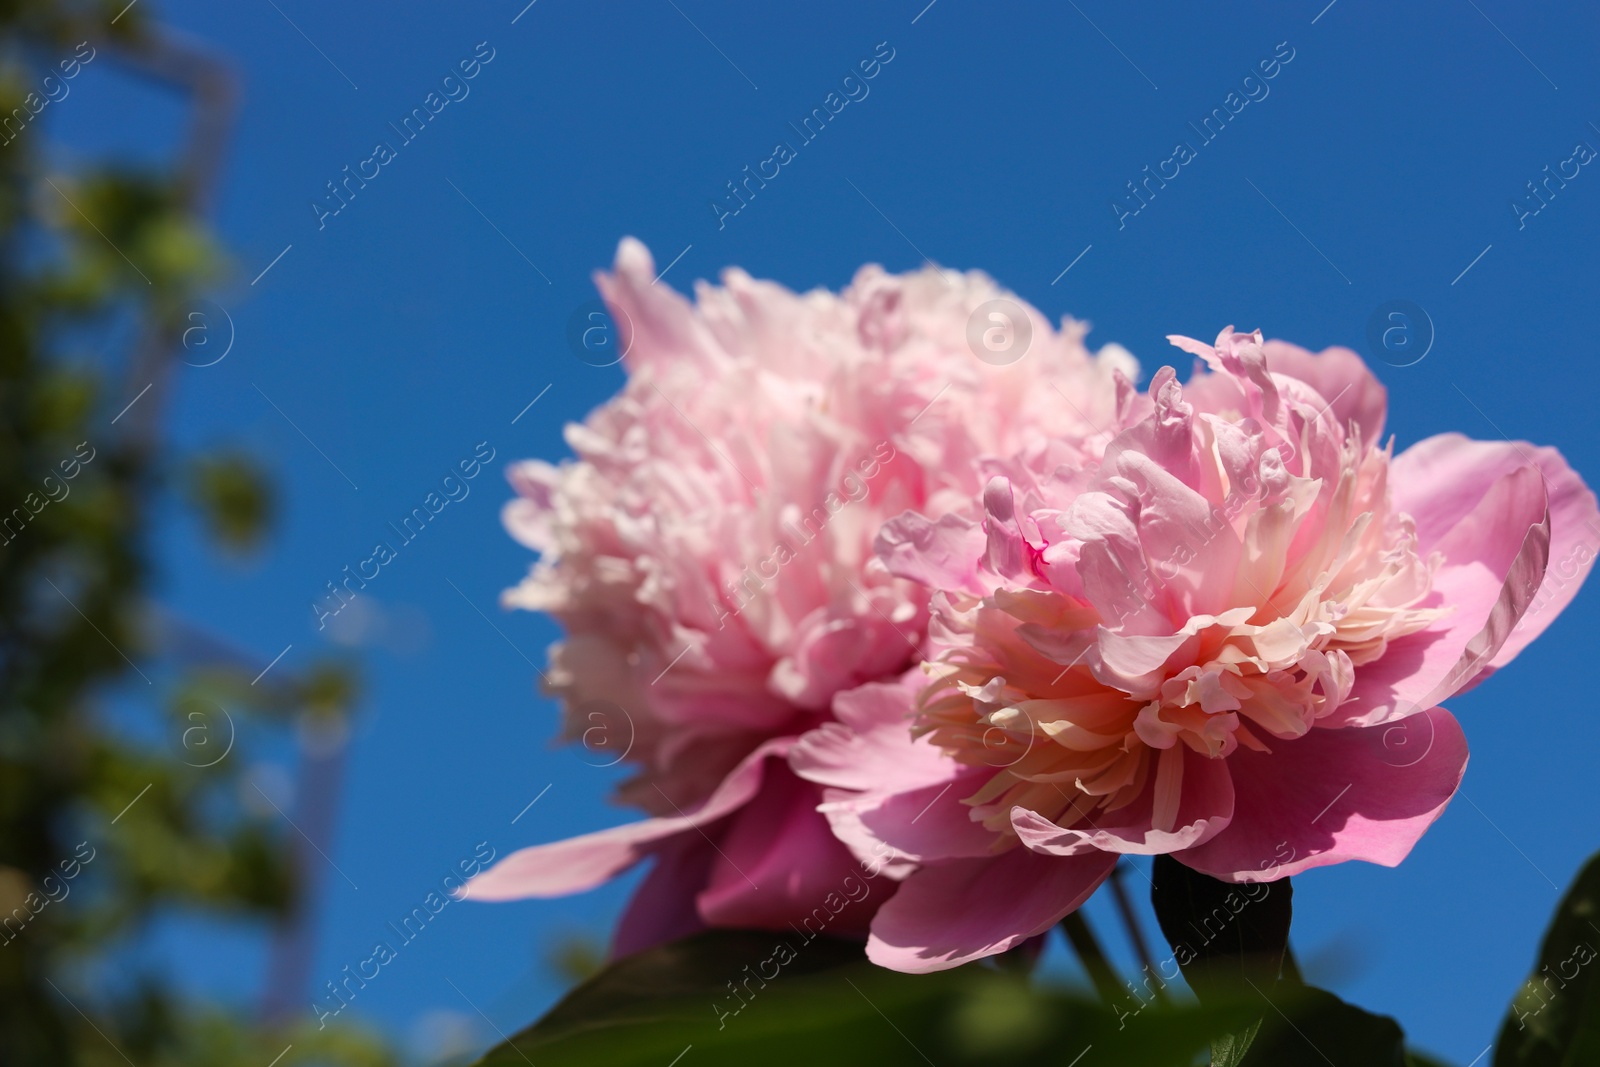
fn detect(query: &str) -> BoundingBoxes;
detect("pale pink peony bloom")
[467,239,1134,954]
[797,328,1597,973]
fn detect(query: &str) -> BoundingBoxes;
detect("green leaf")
[1493,850,1600,1066]
[1210,1017,1261,1067]
[1233,986,1406,1067]
[472,930,1244,1067]
[1148,857,1413,1066]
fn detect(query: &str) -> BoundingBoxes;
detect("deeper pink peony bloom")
[466,239,1134,954]
[796,328,1597,973]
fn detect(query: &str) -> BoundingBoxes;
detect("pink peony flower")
[797,328,1597,973]
[467,239,1134,954]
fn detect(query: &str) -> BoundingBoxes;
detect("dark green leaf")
[1493,850,1600,1066]
[1149,857,1412,1066]
[1234,985,1406,1067]
[473,929,1250,1067]
[1149,854,1293,998]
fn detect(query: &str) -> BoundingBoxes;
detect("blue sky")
[57,0,1600,1062]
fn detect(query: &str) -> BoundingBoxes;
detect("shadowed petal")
[866,847,1116,973]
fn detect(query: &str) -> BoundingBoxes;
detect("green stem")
[1060,911,1123,1004]
[1108,861,1171,1005]
[1279,941,1304,987]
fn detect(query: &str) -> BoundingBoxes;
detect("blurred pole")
[102,24,353,1026]
[261,714,352,1022]
[102,25,237,451]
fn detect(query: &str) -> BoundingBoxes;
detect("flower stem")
[1059,911,1122,1004]
[1279,940,1304,986]
[1108,861,1170,1005]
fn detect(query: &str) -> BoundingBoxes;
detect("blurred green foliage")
[543,931,605,988]
[477,927,1464,1067]
[0,2,394,1064]
[182,452,276,554]
[475,930,1241,1067]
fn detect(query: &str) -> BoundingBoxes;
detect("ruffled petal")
[1263,340,1388,444]
[876,510,988,594]
[1010,744,1234,856]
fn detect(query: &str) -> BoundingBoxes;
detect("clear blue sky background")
[58,0,1600,1062]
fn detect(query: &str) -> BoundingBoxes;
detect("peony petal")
[610,833,714,958]
[1392,433,1599,669]
[1334,463,1550,725]
[814,796,921,880]
[594,236,720,371]
[501,460,560,552]
[770,613,911,712]
[1261,340,1387,444]
[464,739,788,901]
[866,847,1117,973]
[1066,492,1169,636]
[982,477,1032,582]
[696,765,877,937]
[843,767,998,862]
[1177,707,1467,882]
[1117,449,1245,620]
[875,509,988,594]
[790,677,952,793]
